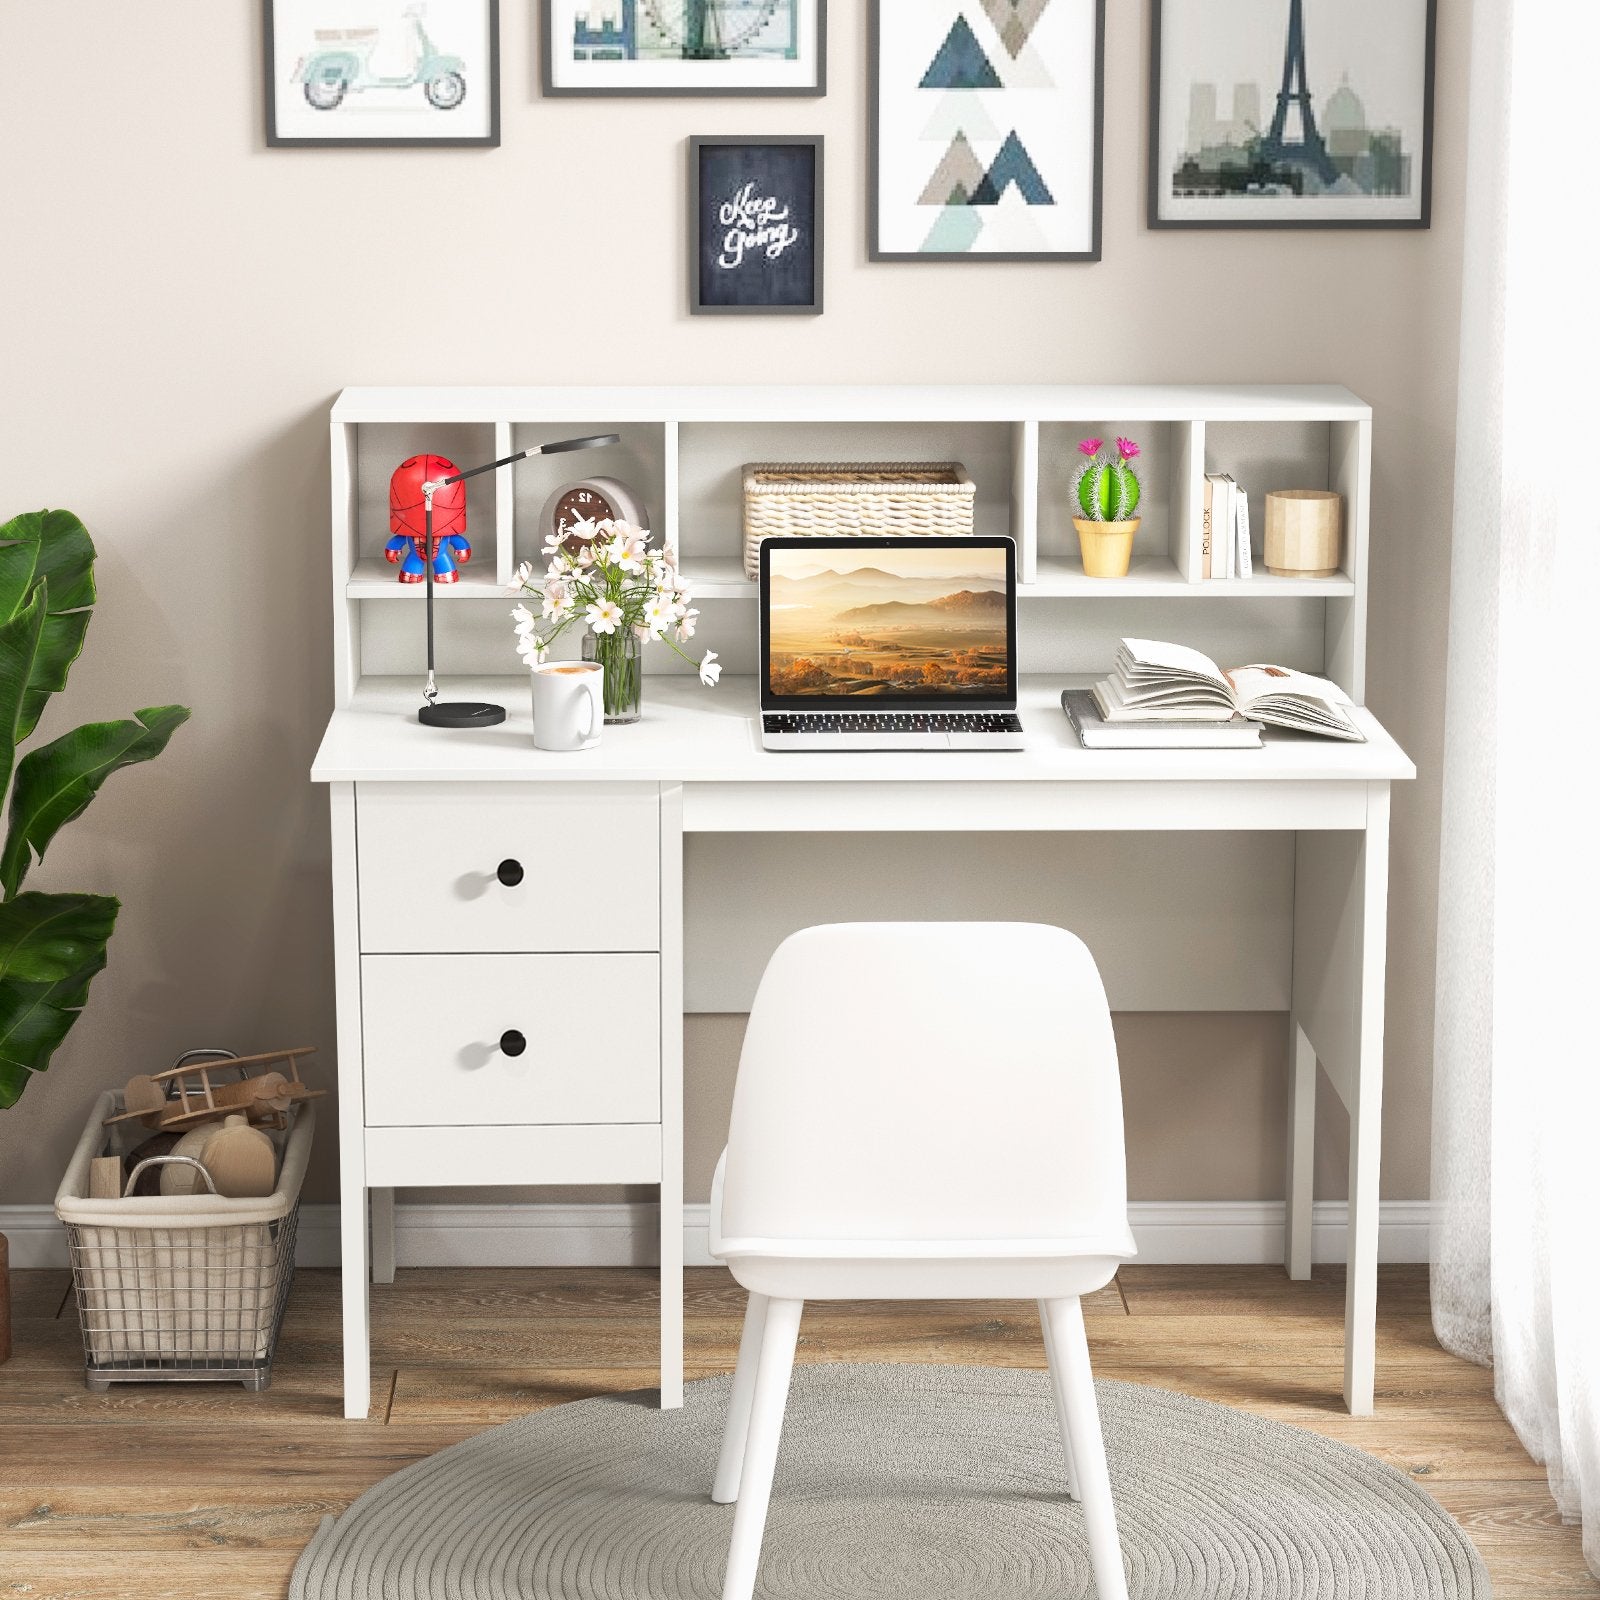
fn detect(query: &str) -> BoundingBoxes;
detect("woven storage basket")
[55,1089,313,1389]
[741,462,977,579]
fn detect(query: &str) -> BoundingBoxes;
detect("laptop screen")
[761,536,1017,709]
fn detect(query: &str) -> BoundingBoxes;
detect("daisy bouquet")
[508,518,720,722]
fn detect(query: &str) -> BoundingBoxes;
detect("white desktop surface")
[311,674,1416,787]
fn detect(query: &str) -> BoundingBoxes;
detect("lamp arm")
[425,433,621,493]
[427,448,537,491]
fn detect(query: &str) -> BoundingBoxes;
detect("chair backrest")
[720,922,1128,1248]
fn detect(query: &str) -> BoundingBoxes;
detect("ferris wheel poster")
[1149,0,1436,227]
[542,0,825,95]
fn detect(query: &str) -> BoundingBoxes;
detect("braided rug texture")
[292,1364,1489,1599]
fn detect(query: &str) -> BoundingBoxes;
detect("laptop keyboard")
[764,712,1024,735]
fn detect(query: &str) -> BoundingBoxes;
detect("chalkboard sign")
[690,137,823,315]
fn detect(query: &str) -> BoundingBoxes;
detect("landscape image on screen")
[767,544,1009,698]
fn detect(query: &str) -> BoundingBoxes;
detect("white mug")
[530,661,602,752]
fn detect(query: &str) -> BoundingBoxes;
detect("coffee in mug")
[530,661,602,752]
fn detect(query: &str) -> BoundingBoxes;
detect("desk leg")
[1343,786,1390,1418]
[659,784,685,1410]
[1290,786,1391,1418]
[1284,1021,1316,1281]
[330,783,371,1421]
[370,1187,396,1285]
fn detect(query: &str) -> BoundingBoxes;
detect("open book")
[1093,638,1365,741]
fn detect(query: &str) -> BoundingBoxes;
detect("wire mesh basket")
[56,1086,314,1391]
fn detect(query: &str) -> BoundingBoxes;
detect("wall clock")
[539,477,651,554]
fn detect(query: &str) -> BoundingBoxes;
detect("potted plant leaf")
[0,511,189,1364]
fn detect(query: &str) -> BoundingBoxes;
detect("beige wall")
[0,2,1465,1211]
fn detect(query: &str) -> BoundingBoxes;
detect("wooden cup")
[1264,490,1342,578]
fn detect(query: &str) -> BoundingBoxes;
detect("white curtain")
[1432,0,1600,1578]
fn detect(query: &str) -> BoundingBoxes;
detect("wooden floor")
[1,1264,1593,1598]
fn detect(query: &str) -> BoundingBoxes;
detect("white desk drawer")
[356,783,659,953]
[361,953,660,1127]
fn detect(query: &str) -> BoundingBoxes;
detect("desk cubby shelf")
[331,385,1371,703]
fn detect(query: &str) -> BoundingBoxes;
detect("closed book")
[1201,477,1213,579]
[1062,689,1263,749]
[1236,487,1253,579]
[1204,472,1235,578]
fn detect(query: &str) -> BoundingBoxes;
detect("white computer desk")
[312,674,1415,1419]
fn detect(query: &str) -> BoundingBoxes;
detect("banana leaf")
[0,891,119,1109]
[0,705,191,899]
[0,511,96,741]
[0,583,45,806]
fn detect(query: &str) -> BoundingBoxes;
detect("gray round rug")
[292,1365,1490,1599]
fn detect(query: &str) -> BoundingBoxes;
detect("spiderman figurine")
[386,453,471,584]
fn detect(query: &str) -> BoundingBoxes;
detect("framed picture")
[264,0,499,146]
[543,0,825,97]
[1149,0,1436,228]
[690,137,823,315]
[869,0,1104,262]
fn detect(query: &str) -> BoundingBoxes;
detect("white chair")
[708,921,1136,1600]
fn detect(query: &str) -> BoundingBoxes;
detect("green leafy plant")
[0,511,189,1110]
[1074,436,1143,523]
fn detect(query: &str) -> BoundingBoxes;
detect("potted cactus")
[1072,436,1142,578]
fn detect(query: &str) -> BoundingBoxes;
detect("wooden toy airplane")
[105,1047,323,1132]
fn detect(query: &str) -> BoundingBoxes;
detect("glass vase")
[582,629,643,724]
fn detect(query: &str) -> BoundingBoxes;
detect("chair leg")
[1037,1298,1080,1501]
[712,1291,770,1504]
[1041,1297,1128,1600]
[720,1296,803,1600]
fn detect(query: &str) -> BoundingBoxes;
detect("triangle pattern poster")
[873,0,1101,258]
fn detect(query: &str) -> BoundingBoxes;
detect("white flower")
[506,559,534,595]
[541,581,572,621]
[586,599,623,635]
[572,543,595,570]
[699,649,722,687]
[642,595,674,638]
[511,603,538,638]
[675,607,699,642]
[515,631,549,667]
[604,531,647,575]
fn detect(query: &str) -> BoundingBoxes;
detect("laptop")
[759,535,1025,750]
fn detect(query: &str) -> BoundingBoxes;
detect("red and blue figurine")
[387,453,471,583]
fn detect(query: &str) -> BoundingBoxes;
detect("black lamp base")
[418,701,506,729]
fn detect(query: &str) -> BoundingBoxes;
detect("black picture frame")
[689,136,824,316]
[868,0,1104,263]
[264,0,501,148]
[1147,0,1436,230]
[542,0,826,98]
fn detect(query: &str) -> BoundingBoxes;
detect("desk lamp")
[418,434,621,728]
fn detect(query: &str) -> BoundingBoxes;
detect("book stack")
[1202,472,1253,580]
[1062,637,1367,749]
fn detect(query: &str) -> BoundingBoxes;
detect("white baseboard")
[1,1198,1431,1272]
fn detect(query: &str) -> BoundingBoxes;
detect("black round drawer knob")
[499,1030,527,1058]
[496,859,524,887]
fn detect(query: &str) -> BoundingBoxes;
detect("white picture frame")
[870,0,1104,262]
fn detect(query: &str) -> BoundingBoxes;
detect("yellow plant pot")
[1073,516,1139,578]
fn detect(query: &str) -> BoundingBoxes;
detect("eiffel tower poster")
[1149,0,1435,228]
